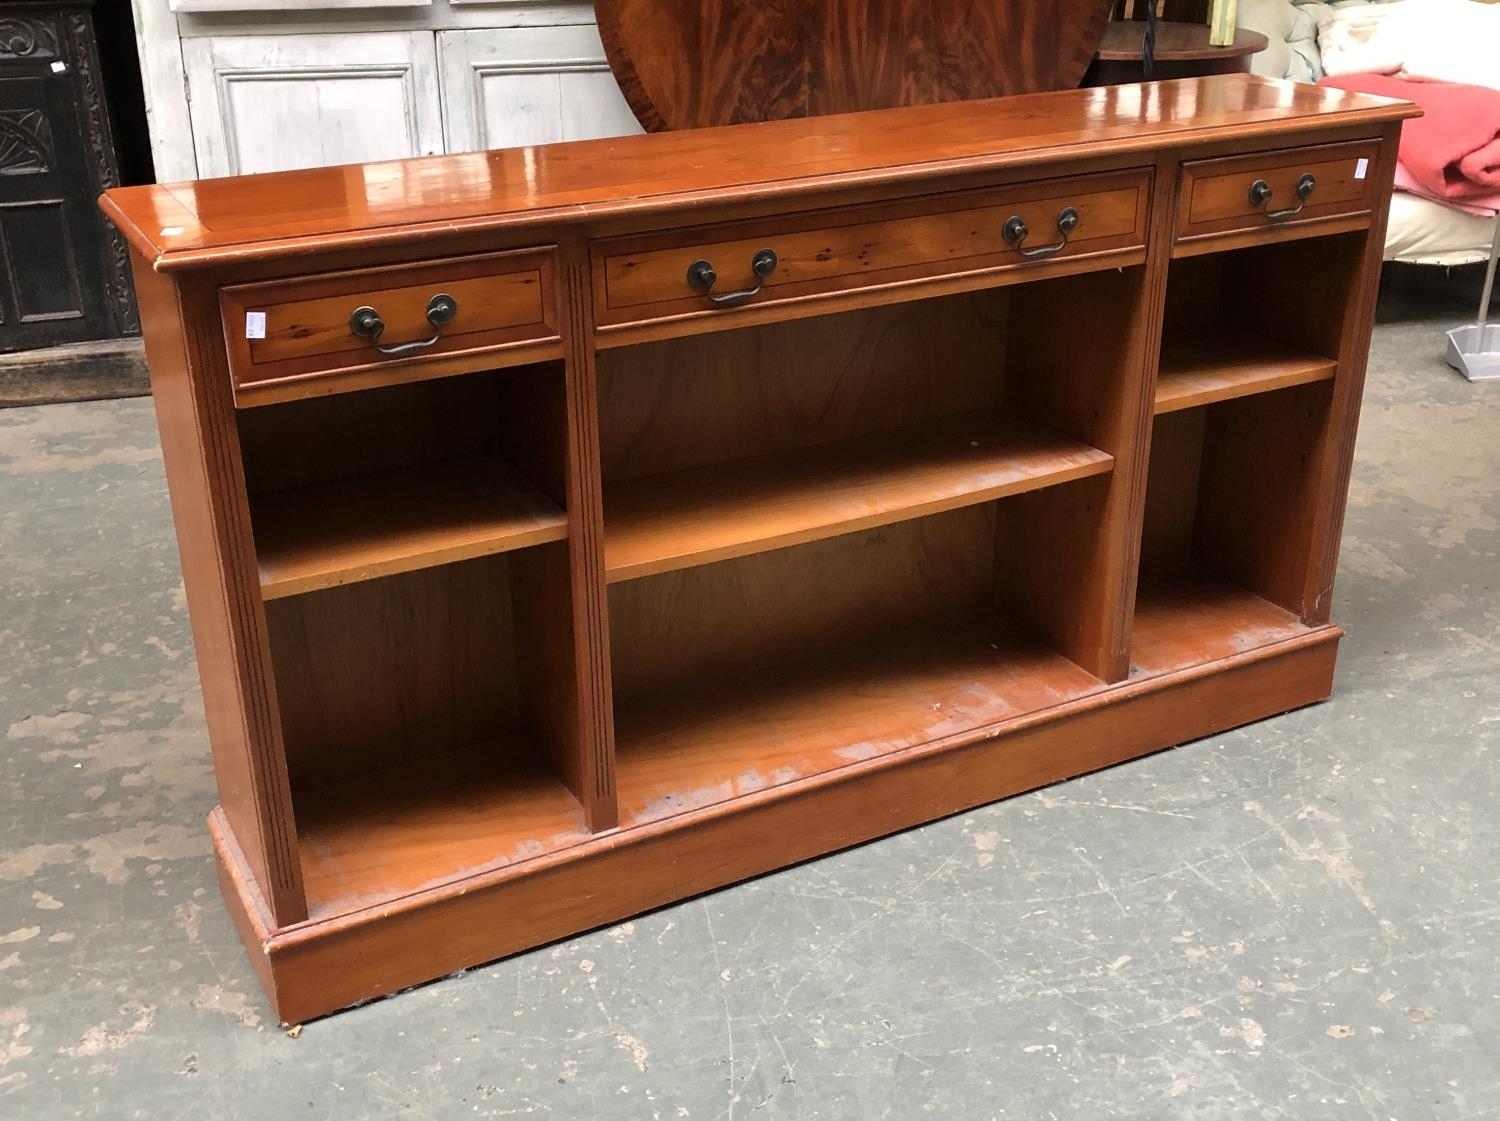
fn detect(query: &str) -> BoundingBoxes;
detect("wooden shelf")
[603,413,1113,582]
[295,740,588,921]
[1131,571,1310,678]
[253,454,567,600]
[1155,335,1336,415]
[614,617,1104,829]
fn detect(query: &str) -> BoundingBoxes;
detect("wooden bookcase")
[102,75,1416,1023]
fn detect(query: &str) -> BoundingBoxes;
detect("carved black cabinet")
[0,1,136,352]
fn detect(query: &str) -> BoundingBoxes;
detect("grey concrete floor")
[2,275,1497,1120]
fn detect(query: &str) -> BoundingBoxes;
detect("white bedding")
[1384,192,1497,265]
[1317,0,1500,90]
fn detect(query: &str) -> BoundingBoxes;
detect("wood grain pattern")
[593,170,1149,329]
[252,455,568,600]
[557,237,619,831]
[608,506,997,702]
[99,77,1418,271]
[1131,572,1310,677]
[231,630,1342,1023]
[264,555,523,790]
[99,78,1415,1023]
[236,369,503,498]
[129,252,309,927]
[295,739,590,921]
[1139,407,1206,580]
[604,412,1112,582]
[615,616,1104,828]
[509,541,588,824]
[1301,122,1405,625]
[1155,335,1336,414]
[598,291,1008,482]
[1175,140,1383,251]
[995,260,1156,682]
[593,0,1113,132]
[220,248,559,405]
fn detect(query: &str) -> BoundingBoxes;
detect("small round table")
[1084,20,1270,86]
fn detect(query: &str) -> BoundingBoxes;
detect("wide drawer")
[1175,141,1382,251]
[220,248,559,404]
[593,169,1151,331]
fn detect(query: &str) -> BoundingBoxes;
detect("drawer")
[220,248,559,404]
[1175,141,1382,250]
[592,169,1151,331]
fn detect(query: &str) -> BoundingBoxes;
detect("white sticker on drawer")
[1355,158,1369,180]
[245,311,267,340]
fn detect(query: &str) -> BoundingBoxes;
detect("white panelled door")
[438,25,643,153]
[182,33,444,177]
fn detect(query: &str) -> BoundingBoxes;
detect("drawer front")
[1176,141,1382,248]
[593,169,1151,329]
[221,248,559,403]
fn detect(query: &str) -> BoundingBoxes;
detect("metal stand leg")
[1445,217,1500,381]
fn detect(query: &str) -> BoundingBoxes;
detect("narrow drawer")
[220,248,559,404]
[593,169,1151,331]
[1175,141,1382,251]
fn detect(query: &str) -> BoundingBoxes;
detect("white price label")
[245,311,267,340]
[1354,158,1369,180]
[50,60,66,74]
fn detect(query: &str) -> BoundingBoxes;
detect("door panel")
[0,68,108,349]
[438,26,642,153]
[183,33,444,177]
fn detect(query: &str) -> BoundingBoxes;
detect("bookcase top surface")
[102,75,1415,271]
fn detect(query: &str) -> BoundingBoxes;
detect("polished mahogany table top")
[592,0,1115,131]
[102,75,1415,272]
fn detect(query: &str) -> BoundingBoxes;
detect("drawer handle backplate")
[687,248,779,307]
[349,293,459,357]
[1002,207,1080,259]
[1249,173,1316,221]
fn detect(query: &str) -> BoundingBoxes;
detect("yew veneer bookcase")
[102,75,1416,1023]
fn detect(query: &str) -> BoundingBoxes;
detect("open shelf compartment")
[604,410,1111,582]
[238,364,568,600]
[240,364,592,921]
[267,548,589,921]
[609,503,1108,829]
[597,277,1135,587]
[1132,376,1336,675]
[1154,233,1361,415]
[598,269,1154,827]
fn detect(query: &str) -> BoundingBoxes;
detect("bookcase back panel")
[1139,378,1335,613]
[1002,265,1148,453]
[1162,234,1363,362]
[608,503,996,702]
[266,554,523,788]
[237,362,568,502]
[595,290,1010,483]
[1195,379,1335,611]
[238,373,501,496]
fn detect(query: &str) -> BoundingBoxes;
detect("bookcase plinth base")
[213,628,1341,1026]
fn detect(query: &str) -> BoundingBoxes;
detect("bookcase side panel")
[130,253,308,926]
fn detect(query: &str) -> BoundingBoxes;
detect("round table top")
[1095,21,1270,62]
[595,0,1116,132]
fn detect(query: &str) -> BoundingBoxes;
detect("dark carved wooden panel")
[0,2,135,353]
[594,0,1115,132]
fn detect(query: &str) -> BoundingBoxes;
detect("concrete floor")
[1,275,1496,1120]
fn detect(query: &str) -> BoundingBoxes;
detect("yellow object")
[1209,0,1240,46]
